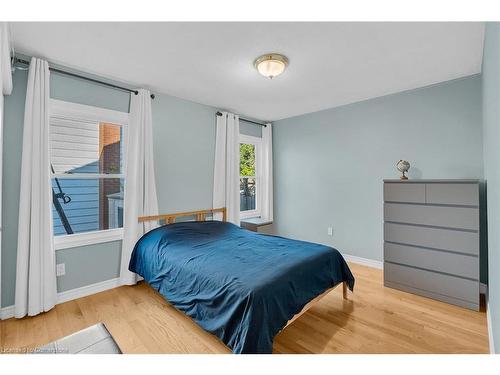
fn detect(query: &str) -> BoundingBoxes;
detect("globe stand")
[397,160,410,180]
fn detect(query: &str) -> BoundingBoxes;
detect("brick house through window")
[98,123,122,230]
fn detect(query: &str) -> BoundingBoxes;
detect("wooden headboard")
[138,207,227,224]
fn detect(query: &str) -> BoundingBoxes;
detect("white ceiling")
[10,22,485,121]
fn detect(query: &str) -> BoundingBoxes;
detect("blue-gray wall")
[482,22,500,353]
[272,75,484,278]
[2,67,217,308]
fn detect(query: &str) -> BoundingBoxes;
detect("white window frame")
[49,99,129,251]
[239,134,262,220]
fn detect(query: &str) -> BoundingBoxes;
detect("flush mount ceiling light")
[254,53,289,79]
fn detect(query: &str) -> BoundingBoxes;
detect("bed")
[129,208,355,354]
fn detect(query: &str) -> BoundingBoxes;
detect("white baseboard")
[480,283,488,295]
[486,293,496,354]
[342,253,383,269]
[0,277,121,320]
[57,277,121,304]
[0,305,15,320]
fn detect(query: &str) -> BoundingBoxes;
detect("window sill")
[241,217,273,226]
[240,217,273,232]
[240,211,261,220]
[54,228,123,251]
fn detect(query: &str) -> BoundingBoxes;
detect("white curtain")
[213,111,240,225]
[1,22,13,96]
[0,22,13,313]
[261,123,273,221]
[120,89,159,285]
[14,57,56,318]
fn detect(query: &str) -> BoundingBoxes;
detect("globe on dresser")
[396,160,410,180]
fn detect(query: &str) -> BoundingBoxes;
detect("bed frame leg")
[342,282,348,300]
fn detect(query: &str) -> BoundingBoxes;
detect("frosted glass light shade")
[254,54,289,79]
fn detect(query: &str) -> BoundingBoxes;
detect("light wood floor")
[0,263,489,354]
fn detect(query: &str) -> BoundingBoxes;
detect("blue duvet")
[129,221,354,353]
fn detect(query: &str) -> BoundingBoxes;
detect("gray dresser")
[383,179,480,310]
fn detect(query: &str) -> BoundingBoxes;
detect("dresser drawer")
[384,242,479,280]
[384,223,478,255]
[384,183,425,203]
[384,203,479,230]
[425,183,478,206]
[384,262,478,304]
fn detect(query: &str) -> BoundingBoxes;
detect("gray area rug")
[34,323,122,354]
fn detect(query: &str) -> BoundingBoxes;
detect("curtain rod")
[13,57,155,99]
[216,111,267,127]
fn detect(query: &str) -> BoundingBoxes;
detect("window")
[49,100,129,250]
[240,134,261,219]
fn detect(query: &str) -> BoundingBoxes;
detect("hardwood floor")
[0,263,489,354]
